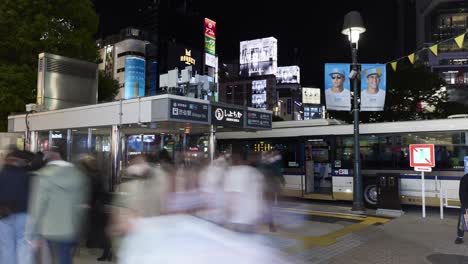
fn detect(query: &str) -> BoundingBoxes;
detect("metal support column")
[29,131,38,152]
[66,129,72,161]
[110,125,121,192]
[209,125,216,161]
[351,47,364,212]
[48,130,53,151]
[87,128,93,153]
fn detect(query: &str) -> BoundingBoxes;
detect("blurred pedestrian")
[224,156,264,233]
[455,173,468,244]
[258,150,285,232]
[0,150,34,264]
[78,155,112,261]
[26,146,89,264]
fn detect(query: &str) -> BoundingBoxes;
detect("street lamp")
[342,11,366,212]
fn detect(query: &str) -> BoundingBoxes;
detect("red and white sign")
[410,144,435,168]
[204,18,216,39]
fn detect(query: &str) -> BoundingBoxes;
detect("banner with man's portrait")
[360,64,386,111]
[324,63,351,111]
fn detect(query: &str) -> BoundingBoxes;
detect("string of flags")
[386,32,466,72]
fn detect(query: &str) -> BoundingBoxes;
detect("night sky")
[94,0,405,87]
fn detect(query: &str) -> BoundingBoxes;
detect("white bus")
[217,118,468,207]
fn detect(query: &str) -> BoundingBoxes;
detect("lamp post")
[342,11,366,212]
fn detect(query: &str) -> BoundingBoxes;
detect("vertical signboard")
[361,64,386,111]
[124,57,145,99]
[252,80,267,109]
[204,18,216,68]
[324,63,351,111]
[149,60,157,96]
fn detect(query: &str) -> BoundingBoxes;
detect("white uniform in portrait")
[361,89,385,111]
[325,88,351,111]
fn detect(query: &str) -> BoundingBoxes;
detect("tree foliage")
[328,64,451,123]
[98,70,120,103]
[0,0,99,131]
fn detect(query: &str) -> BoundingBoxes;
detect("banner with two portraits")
[324,63,386,111]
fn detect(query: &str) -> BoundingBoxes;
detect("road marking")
[268,208,390,253]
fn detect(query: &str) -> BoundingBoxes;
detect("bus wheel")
[364,184,378,207]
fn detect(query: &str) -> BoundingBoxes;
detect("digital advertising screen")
[251,79,267,109]
[277,66,300,84]
[303,106,323,120]
[239,37,277,77]
[124,57,146,99]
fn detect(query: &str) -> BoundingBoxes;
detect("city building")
[415,0,468,104]
[97,28,156,99]
[218,75,277,111]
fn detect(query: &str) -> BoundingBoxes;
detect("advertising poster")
[124,57,146,99]
[205,53,216,68]
[360,64,386,111]
[252,79,267,109]
[149,60,157,96]
[324,63,351,111]
[302,87,321,105]
[240,37,277,77]
[277,66,300,84]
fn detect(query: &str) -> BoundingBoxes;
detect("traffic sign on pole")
[410,144,435,168]
[409,144,435,219]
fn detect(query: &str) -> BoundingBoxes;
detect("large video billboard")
[124,57,145,99]
[252,79,267,109]
[360,64,386,111]
[240,37,277,77]
[324,63,351,111]
[277,66,300,84]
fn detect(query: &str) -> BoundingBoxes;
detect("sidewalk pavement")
[274,199,467,264]
[74,199,467,264]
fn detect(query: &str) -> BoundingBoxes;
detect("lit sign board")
[240,37,277,77]
[169,99,209,123]
[180,49,196,65]
[252,80,267,109]
[212,105,244,128]
[245,110,272,129]
[302,87,321,105]
[277,66,300,84]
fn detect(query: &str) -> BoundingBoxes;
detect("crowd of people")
[0,145,292,264]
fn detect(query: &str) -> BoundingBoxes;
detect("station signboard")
[169,99,209,123]
[245,110,272,129]
[212,104,244,128]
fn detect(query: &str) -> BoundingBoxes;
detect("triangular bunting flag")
[408,53,415,64]
[455,34,465,49]
[391,61,397,71]
[429,44,438,56]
